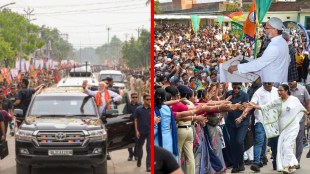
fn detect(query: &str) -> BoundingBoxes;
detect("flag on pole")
[231,22,244,41]
[257,0,273,23]
[24,62,28,73]
[30,64,35,72]
[242,0,256,41]
[227,11,245,21]
[191,15,200,37]
[218,16,223,28]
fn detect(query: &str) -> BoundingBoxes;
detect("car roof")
[70,66,92,72]
[38,87,88,97]
[57,77,98,87]
[99,70,122,75]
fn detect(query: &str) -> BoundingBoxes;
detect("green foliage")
[121,29,150,69]
[0,36,14,66]
[226,4,240,12]
[0,9,42,57]
[155,0,161,14]
[40,26,73,60]
[0,9,73,66]
[96,35,123,63]
[243,4,251,12]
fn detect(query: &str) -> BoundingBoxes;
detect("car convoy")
[14,64,134,174]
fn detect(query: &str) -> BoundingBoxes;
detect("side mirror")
[14,109,23,118]
[104,109,119,118]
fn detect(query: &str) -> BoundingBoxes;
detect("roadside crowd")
[154,82,310,174]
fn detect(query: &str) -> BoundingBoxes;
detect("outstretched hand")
[82,80,88,89]
[179,98,188,105]
[195,115,207,123]
[246,102,258,109]
[228,65,238,74]
[226,95,232,101]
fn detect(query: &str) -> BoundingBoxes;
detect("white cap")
[304,51,309,55]
[267,17,284,30]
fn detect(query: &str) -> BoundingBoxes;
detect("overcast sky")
[2,0,150,49]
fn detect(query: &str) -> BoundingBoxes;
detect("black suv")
[15,88,135,174]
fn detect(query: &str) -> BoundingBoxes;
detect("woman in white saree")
[241,84,309,174]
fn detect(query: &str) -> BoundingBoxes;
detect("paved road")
[0,132,148,174]
[226,146,310,174]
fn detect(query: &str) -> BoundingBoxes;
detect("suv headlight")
[16,130,34,141]
[88,129,107,141]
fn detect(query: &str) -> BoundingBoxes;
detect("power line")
[33,3,144,15]
[12,0,144,9]
[56,20,149,28]
[61,28,138,34]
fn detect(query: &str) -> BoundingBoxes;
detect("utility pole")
[136,28,140,38]
[107,27,111,44]
[125,33,129,42]
[80,41,82,63]
[19,36,22,72]
[24,8,35,43]
[136,26,144,38]
[24,7,35,21]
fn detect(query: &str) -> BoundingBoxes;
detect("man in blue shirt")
[123,92,141,161]
[225,83,249,173]
[134,94,151,172]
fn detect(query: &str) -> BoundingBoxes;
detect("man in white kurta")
[83,81,122,116]
[228,17,290,82]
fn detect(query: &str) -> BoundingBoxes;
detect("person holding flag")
[228,2,290,82]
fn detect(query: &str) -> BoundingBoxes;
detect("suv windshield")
[99,74,123,82]
[28,96,97,116]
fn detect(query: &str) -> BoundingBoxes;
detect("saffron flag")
[24,62,28,73]
[227,11,245,21]
[242,0,256,41]
[30,64,35,72]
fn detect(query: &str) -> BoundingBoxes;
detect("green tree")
[226,4,240,11]
[0,9,44,58]
[121,30,150,69]
[155,0,161,14]
[0,9,72,66]
[0,36,15,66]
[40,26,73,61]
[96,35,123,63]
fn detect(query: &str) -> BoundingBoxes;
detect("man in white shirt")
[249,83,279,171]
[228,17,290,82]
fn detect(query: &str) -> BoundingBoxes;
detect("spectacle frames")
[264,27,274,30]
[132,97,138,98]
[233,87,241,90]
[263,83,272,85]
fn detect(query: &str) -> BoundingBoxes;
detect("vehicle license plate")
[48,150,73,156]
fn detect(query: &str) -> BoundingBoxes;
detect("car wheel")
[93,160,107,174]
[16,163,31,174]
